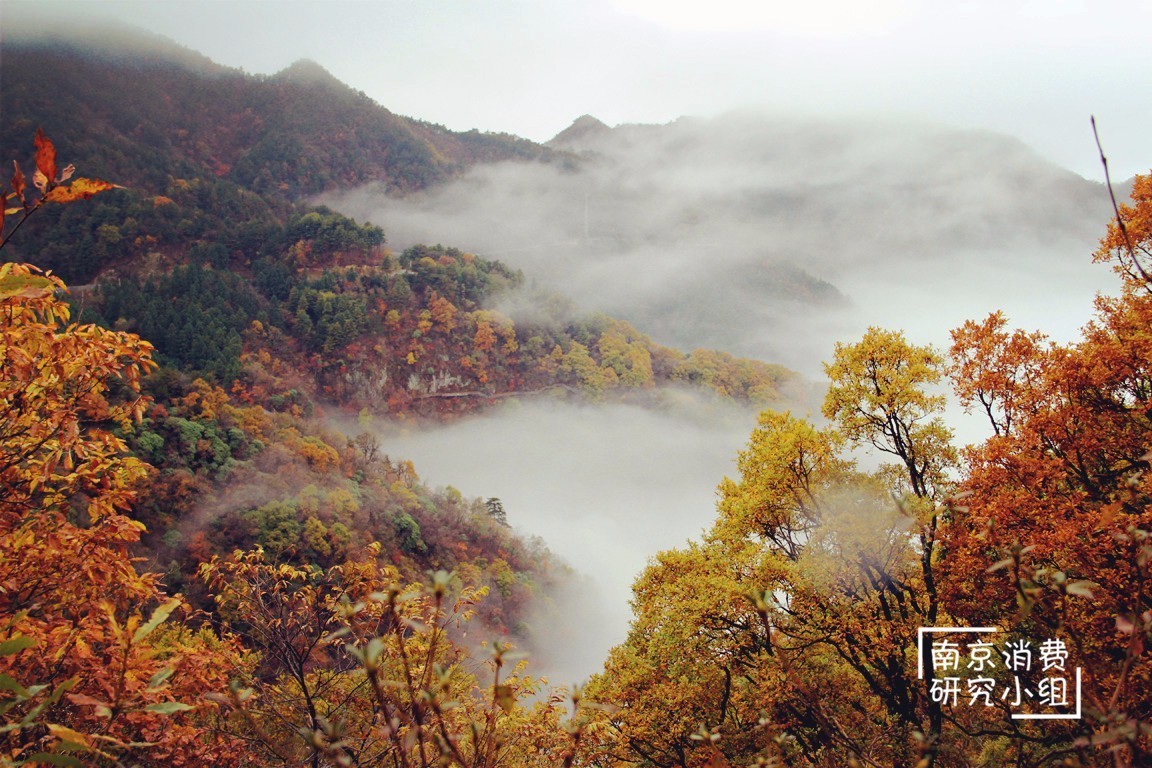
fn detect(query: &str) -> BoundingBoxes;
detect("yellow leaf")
[494,683,516,713]
[0,273,56,301]
[44,178,118,204]
[46,723,91,749]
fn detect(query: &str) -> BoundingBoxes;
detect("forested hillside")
[3,21,556,198]
[0,21,558,286]
[1,30,798,419]
[0,121,586,767]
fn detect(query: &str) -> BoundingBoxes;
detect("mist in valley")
[324,112,1128,681]
[374,396,764,683]
[324,111,1116,376]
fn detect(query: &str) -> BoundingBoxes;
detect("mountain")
[0,20,799,418]
[547,114,612,148]
[1,18,560,200]
[545,110,1109,253]
[272,58,348,89]
[0,21,565,286]
[326,111,1118,372]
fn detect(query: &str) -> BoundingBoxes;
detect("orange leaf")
[11,161,26,205]
[45,178,118,204]
[34,127,58,185]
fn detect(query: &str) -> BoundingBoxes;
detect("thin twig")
[1091,116,1152,287]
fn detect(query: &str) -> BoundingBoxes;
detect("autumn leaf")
[44,178,118,204]
[11,161,26,206]
[46,723,92,749]
[494,684,516,713]
[66,693,113,719]
[132,596,183,644]
[34,127,58,186]
[0,272,57,301]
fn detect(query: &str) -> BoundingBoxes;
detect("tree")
[822,327,956,500]
[590,402,961,767]
[201,549,574,768]
[485,498,509,527]
[938,176,1152,765]
[0,133,246,766]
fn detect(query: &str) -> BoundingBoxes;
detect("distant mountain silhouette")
[2,18,559,199]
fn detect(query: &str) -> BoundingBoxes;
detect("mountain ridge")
[1,20,563,201]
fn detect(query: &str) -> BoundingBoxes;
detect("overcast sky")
[5,0,1151,179]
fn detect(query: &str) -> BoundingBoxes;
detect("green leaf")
[14,679,80,728]
[0,674,30,698]
[0,636,37,655]
[44,678,78,707]
[147,667,175,691]
[144,701,194,715]
[133,597,182,645]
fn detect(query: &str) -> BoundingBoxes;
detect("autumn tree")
[0,132,247,766]
[940,174,1152,765]
[823,327,957,500]
[201,548,577,768]
[590,397,960,766]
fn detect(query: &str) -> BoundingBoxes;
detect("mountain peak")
[548,115,611,148]
[274,58,344,88]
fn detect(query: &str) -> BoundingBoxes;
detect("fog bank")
[376,397,762,681]
[324,112,1115,377]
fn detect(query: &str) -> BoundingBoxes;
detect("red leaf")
[66,692,111,709]
[11,161,26,206]
[34,128,58,185]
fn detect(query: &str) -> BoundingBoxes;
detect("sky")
[5,0,1152,179]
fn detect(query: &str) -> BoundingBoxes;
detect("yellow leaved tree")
[0,132,248,766]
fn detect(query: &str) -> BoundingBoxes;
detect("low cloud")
[323,111,1114,377]
[373,396,766,680]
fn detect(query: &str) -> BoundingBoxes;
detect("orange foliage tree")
[588,177,1152,766]
[942,175,1152,765]
[0,133,247,766]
